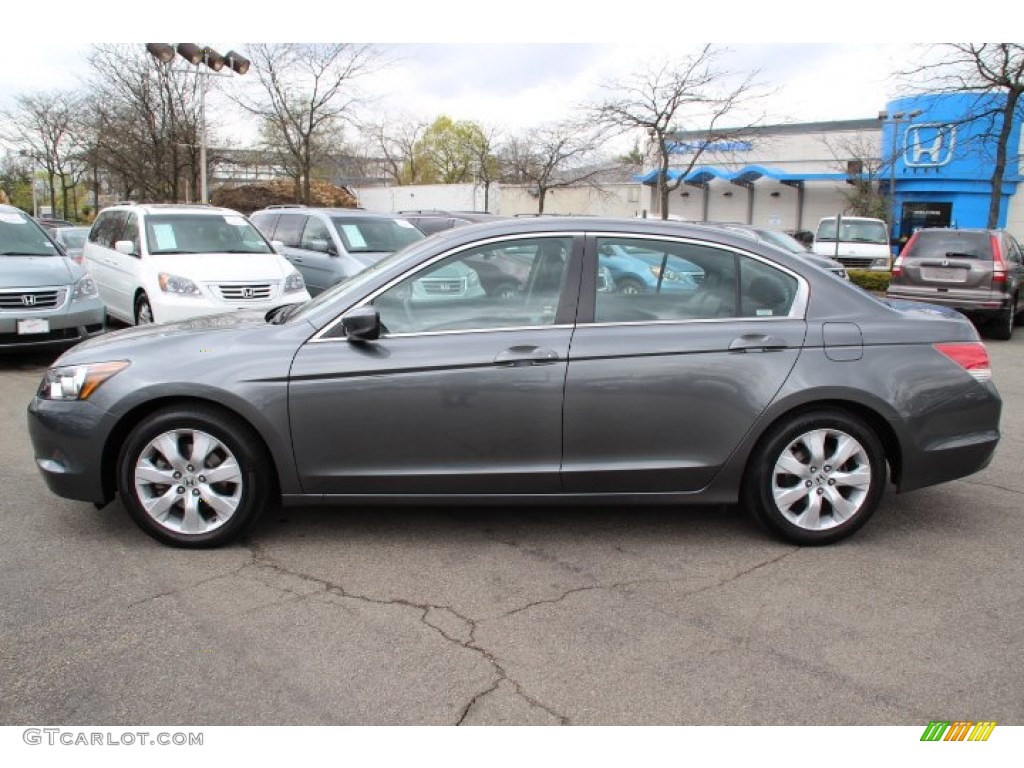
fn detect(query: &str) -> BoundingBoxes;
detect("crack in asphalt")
[239,540,569,725]
[956,478,1023,495]
[125,562,253,609]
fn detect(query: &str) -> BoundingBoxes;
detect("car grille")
[212,283,277,301]
[420,277,466,295]
[835,257,876,269]
[0,288,67,311]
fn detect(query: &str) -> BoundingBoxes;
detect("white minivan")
[812,216,892,271]
[84,204,310,325]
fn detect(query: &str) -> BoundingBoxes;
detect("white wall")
[353,183,498,214]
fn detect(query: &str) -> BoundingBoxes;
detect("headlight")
[649,265,679,282]
[71,275,98,302]
[158,273,201,296]
[284,270,305,293]
[38,361,130,401]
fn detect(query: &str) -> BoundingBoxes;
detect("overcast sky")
[0,4,969,156]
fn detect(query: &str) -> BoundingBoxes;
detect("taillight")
[991,235,1006,283]
[892,232,918,277]
[934,342,992,383]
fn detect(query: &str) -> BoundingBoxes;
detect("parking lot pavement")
[1,335,1022,726]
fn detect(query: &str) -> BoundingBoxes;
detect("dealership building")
[640,92,1024,243]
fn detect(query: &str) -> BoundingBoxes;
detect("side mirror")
[114,240,136,256]
[270,240,285,254]
[341,306,381,342]
[307,238,335,255]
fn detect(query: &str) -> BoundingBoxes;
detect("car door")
[288,234,582,495]
[84,210,129,321]
[105,212,143,321]
[562,234,808,493]
[296,215,341,294]
[270,213,315,290]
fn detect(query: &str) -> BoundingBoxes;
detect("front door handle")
[729,334,788,353]
[493,346,561,366]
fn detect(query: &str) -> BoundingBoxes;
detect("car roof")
[262,207,405,219]
[99,203,243,216]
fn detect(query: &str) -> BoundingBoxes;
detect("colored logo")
[920,721,996,741]
[905,124,956,167]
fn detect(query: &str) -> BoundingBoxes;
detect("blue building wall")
[883,92,1022,241]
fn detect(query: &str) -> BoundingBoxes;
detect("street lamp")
[877,109,923,249]
[145,43,250,204]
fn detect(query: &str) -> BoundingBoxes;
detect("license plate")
[921,267,966,282]
[17,318,50,335]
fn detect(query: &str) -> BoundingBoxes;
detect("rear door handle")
[729,334,788,353]
[493,346,561,366]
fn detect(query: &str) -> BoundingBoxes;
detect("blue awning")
[635,165,856,186]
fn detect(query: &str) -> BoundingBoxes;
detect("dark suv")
[887,228,1023,340]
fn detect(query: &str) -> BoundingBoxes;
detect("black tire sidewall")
[135,294,152,325]
[743,409,886,545]
[117,406,271,548]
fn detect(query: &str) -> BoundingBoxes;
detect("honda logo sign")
[905,124,956,168]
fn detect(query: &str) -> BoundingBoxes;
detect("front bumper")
[0,298,106,352]
[27,396,115,504]
[154,291,311,324]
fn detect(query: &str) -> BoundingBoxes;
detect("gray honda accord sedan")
[28,217,1002,548]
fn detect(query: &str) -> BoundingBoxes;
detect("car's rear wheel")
[134,293,154,325]
[742,409,886,545]
[117,405,273,548]
[987,299,1015,340]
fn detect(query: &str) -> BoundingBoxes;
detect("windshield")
[816,219,888,244]
[145,214,274,255]
[329,216,424,254]
[758,229,807,254]
[0,211,59,257]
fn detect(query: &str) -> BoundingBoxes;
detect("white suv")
[83,204,310,325]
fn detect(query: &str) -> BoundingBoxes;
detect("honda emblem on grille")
[22,294,37,306]
[942,260,949,267]
[241,287,254,299]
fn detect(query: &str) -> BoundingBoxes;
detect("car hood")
[147,252,291,280]
[0,255,74,287]
[59,309,275,361]
[349,251,392,268]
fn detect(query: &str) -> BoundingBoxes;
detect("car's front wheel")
[134,293,154,325]
[116,405,274,547]
[742,409,886,545]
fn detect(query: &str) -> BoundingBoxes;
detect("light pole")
[877,109,923,249]
[146,43,249,204]
[18,150,40,217]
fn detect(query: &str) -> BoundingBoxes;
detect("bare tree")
[820,134,890,220]
[898,43,1024,228]
[592,45,765,219]
[1,90,89,218]
[467,123,502,212]
[234,44,381,203]
[500,120,609,214]
[360,116,431,185]
[84,44,205,202]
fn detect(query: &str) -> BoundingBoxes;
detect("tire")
[618,277,645,295]
[986,300,1014,341]
[741,409,886,545]
[117,405,274,548]
[135,293,154,326]
[491,282,520,301]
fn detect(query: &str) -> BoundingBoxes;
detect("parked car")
[812,216,892,271]
[598,242,702,292]
[50,226,90,264]
[887,228,1023,340]
[250,206,424,295]
[83,203,310,326]
[702,223,850,280]
[36,216,76,231]
[1,204,105,352]
[399,210,504,236]
[29,217,1001,549]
